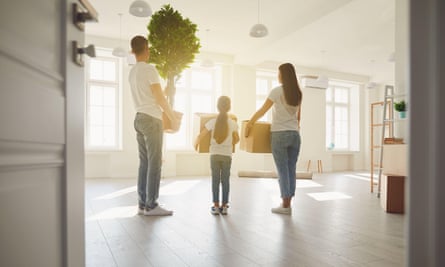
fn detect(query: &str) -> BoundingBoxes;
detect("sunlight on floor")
[307,192,352,201]
[94,186,136,200]
[86,205,137,221]
[296,180,323,188]
[161,180,202,195]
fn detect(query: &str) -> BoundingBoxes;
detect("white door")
[0,0,95,266]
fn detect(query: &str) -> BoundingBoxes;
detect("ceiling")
[86,0,396,84]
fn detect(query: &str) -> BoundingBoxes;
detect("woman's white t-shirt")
[268,86,300,132]
[128,62,162,119]
[205,118,238,156]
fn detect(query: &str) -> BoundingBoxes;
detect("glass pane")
[335,134,348,149]
[191,95,212,114]
[335,107,348,121]
[335,88,348,103]
[89,86,103,106]
[103,61,116,81]
[174,92,187,112]
[103,87,116,106]
[256,78,268,95]
[191,71,212,90]
[326,87,332,102]
[166,128,187,149]
[176,74,186,89]
[103,126,115,146]
[90,126,103,146]
[89,59,103,80]
[90,107,103,125]
[271,80,280,88]
[103,107,115,126]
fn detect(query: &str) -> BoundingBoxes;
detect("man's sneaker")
[271,205,292,215]
[144,206,173,216]
[210,206,220,215]
[220,206,228,215]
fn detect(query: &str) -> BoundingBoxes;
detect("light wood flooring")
[85,172,405,267]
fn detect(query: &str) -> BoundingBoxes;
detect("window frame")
[165,64,222,151]
[84,47,123,151]
[325,81,360,152]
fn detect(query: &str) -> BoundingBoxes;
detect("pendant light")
[201,29,215,68]
[366,59,379,89]
[129,0,152,17]
[249,0,268,38]
[112,13,127,58]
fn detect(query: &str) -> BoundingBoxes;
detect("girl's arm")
[194,128,210,151]
[232,131,240,145]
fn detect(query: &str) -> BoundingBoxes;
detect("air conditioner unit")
[301,75,329,89]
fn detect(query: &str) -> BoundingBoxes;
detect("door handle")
[73,0,98,31]
[72,41,96,66]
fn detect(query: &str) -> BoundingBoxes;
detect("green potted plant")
[147,4,201,107]
[394,100,407,118]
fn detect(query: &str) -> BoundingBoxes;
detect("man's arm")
[151,83,179,128]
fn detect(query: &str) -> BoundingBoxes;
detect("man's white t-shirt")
[128,62,162,120]
[268,86,300,132]
[205,118,238,156]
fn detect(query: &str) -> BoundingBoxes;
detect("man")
[129,35,179,216]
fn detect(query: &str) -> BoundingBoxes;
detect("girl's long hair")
[279,63,302,106]
[213,96,231,144]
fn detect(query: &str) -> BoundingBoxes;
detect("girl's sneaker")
[210,206,220,215]
[220,206,228,215]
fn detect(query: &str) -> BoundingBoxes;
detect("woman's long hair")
[279,63,302,106]
[213,96,231,144]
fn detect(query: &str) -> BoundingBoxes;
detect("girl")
[245,63,302,215]
[195,96,240,215]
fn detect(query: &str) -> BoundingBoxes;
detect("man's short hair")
[131,36,148,55]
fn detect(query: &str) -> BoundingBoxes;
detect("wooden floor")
[85,172,405,267]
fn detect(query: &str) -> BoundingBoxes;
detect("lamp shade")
[112,47,127,57]
[249,23,268,38]
[129,0,152,17]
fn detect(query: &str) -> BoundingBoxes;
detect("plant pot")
[398,111,406,119]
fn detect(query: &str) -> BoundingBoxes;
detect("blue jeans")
[134,113,163,209]
[210,154,232,204]
[271,131,301,198]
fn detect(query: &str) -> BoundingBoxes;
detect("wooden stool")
[306,160,323,173]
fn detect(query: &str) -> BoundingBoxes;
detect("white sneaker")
[271,205,291,215]
[143,205,173,216]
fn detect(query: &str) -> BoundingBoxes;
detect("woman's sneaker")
[271,205,291,215]
[210,206,220,215]
[220,206,228,215]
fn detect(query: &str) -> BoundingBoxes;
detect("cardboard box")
[193,113,237,153]
[240,120,271,153]
[162,111,183,133]
[380,175,405,213]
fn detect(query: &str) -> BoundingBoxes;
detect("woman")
[245,63,302,215]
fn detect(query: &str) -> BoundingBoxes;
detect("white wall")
[85,35,372,178]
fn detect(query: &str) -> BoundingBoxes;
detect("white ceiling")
[86,0,396,83]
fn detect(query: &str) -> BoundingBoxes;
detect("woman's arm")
[245,98,273,137]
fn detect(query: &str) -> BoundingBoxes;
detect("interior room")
[83,0,408,266]
[1,0,444,266]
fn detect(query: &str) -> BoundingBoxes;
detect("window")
[165,64,221,150]
[326,81,360,151]
[256,71,279,122]
[85,48,122,150]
